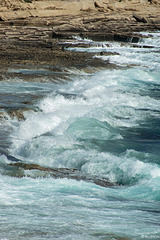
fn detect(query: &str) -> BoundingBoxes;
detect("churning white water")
[0,32,160,240]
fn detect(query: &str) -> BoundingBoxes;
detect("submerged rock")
[56,91,86,100]
[6,109,25,121]
[9,162,116,188]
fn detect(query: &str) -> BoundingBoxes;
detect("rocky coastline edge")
[0,0,160,186]
[0,0,159,81]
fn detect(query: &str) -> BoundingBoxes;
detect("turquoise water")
[0,32,160,240]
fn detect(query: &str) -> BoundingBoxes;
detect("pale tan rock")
[0,0,159,34]
[94,1,104,8]
[107,4,116,11]
[80,7,93,12]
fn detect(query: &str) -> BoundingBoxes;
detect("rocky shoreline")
[0,0,160,188]
[0,0,160,82]
[0,0,160,125]
[8,162,116,188]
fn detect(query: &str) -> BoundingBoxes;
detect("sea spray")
[0,32,160,240]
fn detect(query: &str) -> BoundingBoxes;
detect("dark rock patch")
[133,13,148,23]
[9,162,117,188]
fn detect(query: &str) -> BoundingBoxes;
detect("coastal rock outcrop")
[0,0,159,30]
[0,0,159,82]
[9,162,116,188]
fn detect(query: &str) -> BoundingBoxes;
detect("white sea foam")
[67,32,160,69]
[2,33,160,240]
[11,67,160,177]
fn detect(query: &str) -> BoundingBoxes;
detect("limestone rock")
[133,13,148,23]
[94,1,103,8]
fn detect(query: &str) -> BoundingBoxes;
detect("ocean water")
[0,32,160,240]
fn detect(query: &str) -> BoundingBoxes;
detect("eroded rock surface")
[0,0,159,82]
[0,0,159,123]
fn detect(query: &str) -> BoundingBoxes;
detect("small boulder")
[94,1,104,8]
[133,13,147,23]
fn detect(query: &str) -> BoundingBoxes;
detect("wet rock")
[9,162,116,188]
[52,31,64,39]
[6,109,25,121]
[0,124,13,156]
[56,91,86,100]
[6,154,21,162]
